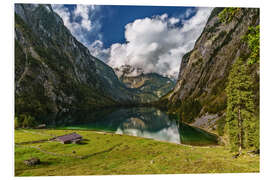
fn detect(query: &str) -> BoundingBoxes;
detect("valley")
[14,4,260,176]
[114,65,176,102]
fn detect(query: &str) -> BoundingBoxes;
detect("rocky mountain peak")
[114,64,144,79]
[113,64,175,102]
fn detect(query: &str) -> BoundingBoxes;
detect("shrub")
[14,116,19,129]
[19,114,36,128]
[218,8,240,23]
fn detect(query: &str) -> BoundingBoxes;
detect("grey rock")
[24,158,40,166]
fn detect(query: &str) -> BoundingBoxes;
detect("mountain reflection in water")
[45,107,218,146]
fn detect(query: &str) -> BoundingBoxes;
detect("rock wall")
[166,8,259,126]
[15,4,138,118]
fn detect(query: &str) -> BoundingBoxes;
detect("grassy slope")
[15,129,259,176]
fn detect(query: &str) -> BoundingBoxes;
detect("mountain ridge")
[114,64,176,102]
[15,4,140,120]
[160,8,259,130]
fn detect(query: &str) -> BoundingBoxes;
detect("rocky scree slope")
[162,8,259,129]
[15,4,139,119]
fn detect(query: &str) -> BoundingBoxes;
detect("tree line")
[220,8,260,154]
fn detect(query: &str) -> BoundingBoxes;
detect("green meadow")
[15,129,259,176]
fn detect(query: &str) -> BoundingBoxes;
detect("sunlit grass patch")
[15,129,259,176]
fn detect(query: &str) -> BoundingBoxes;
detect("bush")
[19,114,36,128]
[15,116,19,129]
[218,8,240,23]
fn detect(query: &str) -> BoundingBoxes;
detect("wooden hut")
[54,132,82,144]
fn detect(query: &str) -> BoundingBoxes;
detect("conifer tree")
[226,58,257,154]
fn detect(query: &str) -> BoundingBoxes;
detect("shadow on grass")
[39,161,53,166]
[77,139,89,145]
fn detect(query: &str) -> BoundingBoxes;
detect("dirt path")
[22,130,57,137]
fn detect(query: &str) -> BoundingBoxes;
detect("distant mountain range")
[114,65,176,102]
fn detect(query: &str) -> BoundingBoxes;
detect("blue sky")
[52,4,212,78]
[55,5,197,48]
[100,5,195,47]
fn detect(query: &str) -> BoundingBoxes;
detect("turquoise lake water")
[44,107,218,146]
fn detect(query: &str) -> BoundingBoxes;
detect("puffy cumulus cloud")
[52,5,212,78]
[169,17,180,25]
[107,7,213,78]
[52,4,101,46]
[74,5,93,31]
[88,40,110,62]
[160,13,168,21]
[181,8,197,19]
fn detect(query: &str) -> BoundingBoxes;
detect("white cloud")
[169,17,180,25]
[160,13,168,20]
[52,4,101,46]
[88,40,110,62]
[52,5,213,78]
[183,8,196,19]
[52,5,72,30]
[73,5,94,31]
[107,7,213,78]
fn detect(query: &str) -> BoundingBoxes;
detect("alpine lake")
[43,107,218,146]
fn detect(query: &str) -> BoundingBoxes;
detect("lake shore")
[15,129,259,176]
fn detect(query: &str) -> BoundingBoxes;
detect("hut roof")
[55,132,82,142]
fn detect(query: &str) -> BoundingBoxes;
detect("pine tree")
[226,58,257,154]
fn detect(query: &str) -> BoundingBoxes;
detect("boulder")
[24,158,40,166]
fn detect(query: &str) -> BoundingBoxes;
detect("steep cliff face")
[114,65,176,102]
[15,4,138,118]
[166,8,259,127]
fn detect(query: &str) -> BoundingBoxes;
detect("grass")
[15,129,259,176]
